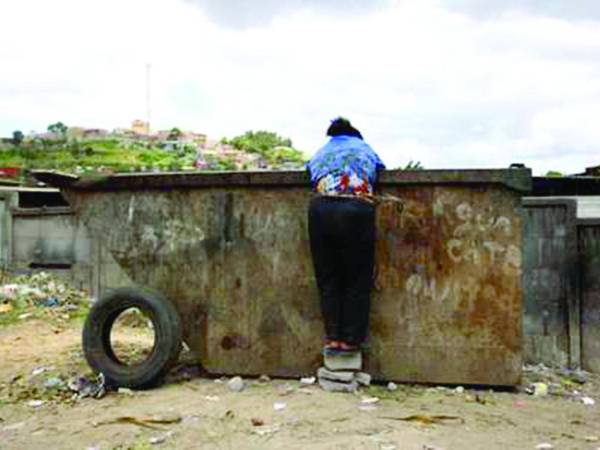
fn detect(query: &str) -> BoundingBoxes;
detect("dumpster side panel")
[65,181,524,385]
[579,221,600,372]
[67,189,324,377]
[370,186,523,385]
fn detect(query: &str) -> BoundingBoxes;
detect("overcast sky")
[1,0,600,174]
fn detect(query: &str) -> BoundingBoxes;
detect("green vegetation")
[0,138,196,174]
[226,130,292,153]
[225,130,305,166]
[47,121,68,137]
[545,170,563,177]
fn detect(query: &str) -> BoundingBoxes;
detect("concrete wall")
[523,197,600,371]
[11,208,94,291]
[0,187,131,297]
[578,219,600,373]
[522,199,579,367]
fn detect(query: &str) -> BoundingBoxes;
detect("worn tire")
[82,287,182,389]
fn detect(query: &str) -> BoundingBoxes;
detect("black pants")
[308,196,376,345]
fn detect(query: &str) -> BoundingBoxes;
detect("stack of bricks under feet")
[317,349,371,392]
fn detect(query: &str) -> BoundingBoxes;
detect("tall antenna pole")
[145,63,151,132]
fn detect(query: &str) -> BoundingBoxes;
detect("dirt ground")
[1,319,599,450]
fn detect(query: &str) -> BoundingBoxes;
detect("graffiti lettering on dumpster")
[445,202,520,269]
[447,239,521,269]
[404,273,519,318]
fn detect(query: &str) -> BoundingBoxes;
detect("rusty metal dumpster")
[34,168,531,386]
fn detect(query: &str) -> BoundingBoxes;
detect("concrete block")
[355,372,372,386]
[318,377,358,393]
[317,367,355,383]
[323,350,362,371]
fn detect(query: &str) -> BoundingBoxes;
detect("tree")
[225,130,305,168]
[168,127,182,140]
[12,130,24,146]
[47,122,68,136]
[229,130,293,155]
[545,170,563,177]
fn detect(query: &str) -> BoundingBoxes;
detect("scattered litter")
[455,386,464,394]
[0,272,89,320]
[27,400,45,408]
[475,394,490,405]
[223,410,235,420]
[31,366,51,376]
[251,418,265,426]
[252,425,281,436]
[227,376,244,392]
[526,383,548,397]
[422,445,446,450]
[0,284,21,300]
[149,431,174,445]
[514,400,526,408]
[277,383,296,396]
[273,401,287,411]
[94,415,182,430]
[581,396,595,406]
[387,382,398,392]
[381,414,463,425]
[358,397,379,411]
[43,377,64,389]
[381,445,397,450]
[535,443,554,450]
[258,374,271,383]
[300,376,316,386]
[41,297,60,308]
[585,436,600,443]
[204,395,220,402]
[214,377,226,384]
[118,387,135,396]
[68,374,106,399]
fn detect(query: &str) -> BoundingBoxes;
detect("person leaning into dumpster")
[306,117,385,353]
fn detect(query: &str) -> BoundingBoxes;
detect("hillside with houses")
[0,120,306,184]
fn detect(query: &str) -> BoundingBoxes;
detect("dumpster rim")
[32,168,532,193]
